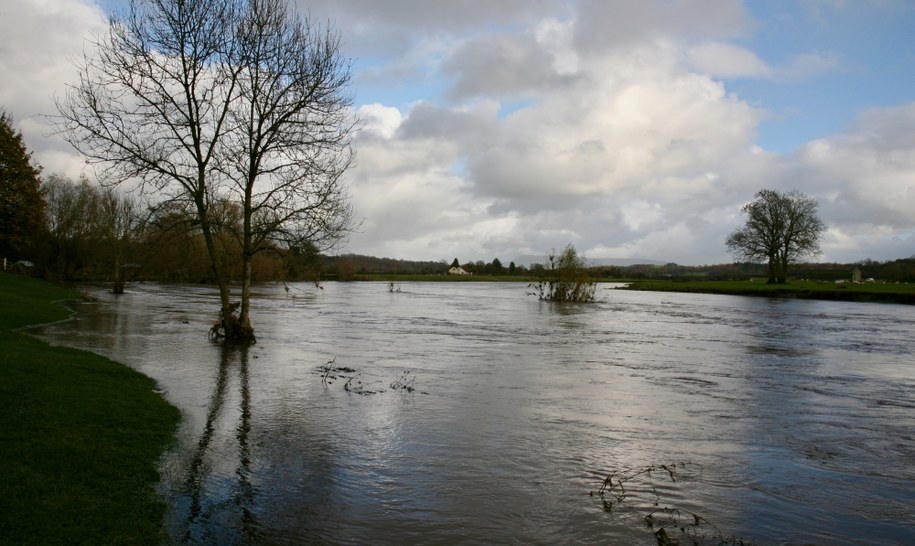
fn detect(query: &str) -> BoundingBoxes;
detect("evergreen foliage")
[0,111,45,261]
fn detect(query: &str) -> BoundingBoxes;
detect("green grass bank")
[0,273,180,545]
[617,278,915,305]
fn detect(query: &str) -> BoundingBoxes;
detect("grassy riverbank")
[617,278,915,305]
[0,273,180,545]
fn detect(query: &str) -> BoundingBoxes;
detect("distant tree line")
[450,257,524,276]
[322,255,528,279]
[798,259,915,283]
[1,113,325,287]
[594,259,915,284]
[4,171,325,286]
[591,262,768,281]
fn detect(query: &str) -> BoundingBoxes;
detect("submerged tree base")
[208,302,256,344]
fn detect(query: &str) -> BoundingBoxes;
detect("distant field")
[350,273,534,282]
[616,278,915,305]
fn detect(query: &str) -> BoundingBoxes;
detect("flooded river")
[33,282,915,545]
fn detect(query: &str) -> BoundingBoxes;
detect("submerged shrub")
[528,244,597,302]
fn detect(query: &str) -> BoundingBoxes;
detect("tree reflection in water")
[182,345,257,544]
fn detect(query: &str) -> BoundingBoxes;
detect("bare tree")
[726,189,826,284]
[56,0,357,342]
[43,174,99,279]
[95,187,138,294]
[224,0,355,335]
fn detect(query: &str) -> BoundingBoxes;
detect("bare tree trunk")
[237,184,255,343]
[778,256,789,284]
[198,206,235,340]
[239,253,254,340]
[766,256,778,284]
[113,252,124,294]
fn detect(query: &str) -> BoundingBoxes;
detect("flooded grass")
[0,273,179,545]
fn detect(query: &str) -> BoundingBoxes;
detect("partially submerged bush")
[528,244,597,302]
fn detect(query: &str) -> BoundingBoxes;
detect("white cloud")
[3,0,912,265]
[791,103,915,232]
[338,2,910,265]
[620,200,664,232]
[358,103,403,139]
[688,43,840,81]
[688,42,773,78]
[573,0,750,54]
[443,32,573,100]
[465,44,760,205]
[0,0,106,178]
[296,0,568,57]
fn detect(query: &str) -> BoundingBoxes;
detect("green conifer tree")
[0,111,45,262]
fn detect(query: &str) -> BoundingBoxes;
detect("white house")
[448,266,470,275]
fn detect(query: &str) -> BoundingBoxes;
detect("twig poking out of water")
[591,463,754,546]
[594,463,683,509]
[316,360,426,396]
[342,374,382,395]
[390,370,416,392]
[318,357,356,385]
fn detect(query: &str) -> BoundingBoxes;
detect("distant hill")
[512,255,666,268]
[321,253,668,275]
[322,254,446,275]
[317,253,915,283]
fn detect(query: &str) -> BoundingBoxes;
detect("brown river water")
[32,281,915,545]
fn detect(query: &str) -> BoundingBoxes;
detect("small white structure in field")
[448,266,469,275]
[852,267,863,283]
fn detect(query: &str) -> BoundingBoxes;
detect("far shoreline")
[614,279,915,306]
[319,275,915,306]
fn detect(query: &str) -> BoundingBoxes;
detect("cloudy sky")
[2,0,914,265]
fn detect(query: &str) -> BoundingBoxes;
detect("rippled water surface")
[33,282,915,545]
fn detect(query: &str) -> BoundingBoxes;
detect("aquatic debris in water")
[318,357,357,384]
[390,370,416,392]
[591,462,754,546]
[317,360,427,396]
[343,374,383,395]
